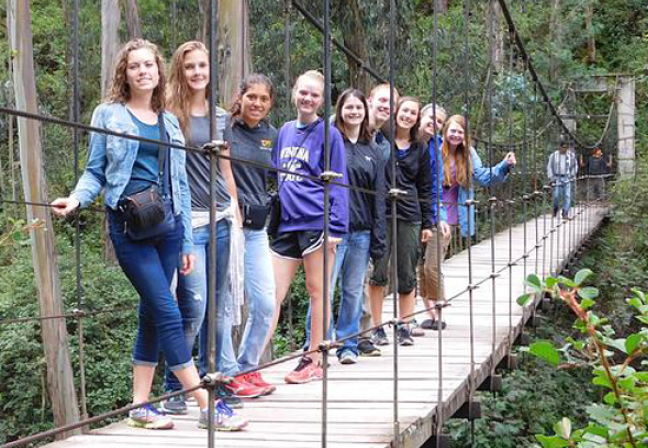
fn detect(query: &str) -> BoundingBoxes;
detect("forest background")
[0,0,646,445]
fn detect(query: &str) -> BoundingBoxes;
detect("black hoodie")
[384,141,433,229]
[343,137,387,260]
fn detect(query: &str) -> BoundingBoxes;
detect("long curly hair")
[441,114,473,188]
[106,39,167,112]
[167,41,210,136]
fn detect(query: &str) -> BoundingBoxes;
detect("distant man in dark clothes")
[586,147,609,200]
[547,138,578,219]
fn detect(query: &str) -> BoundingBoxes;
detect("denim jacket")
[429,135,448,225]
[71,102,193,253]
[455,148,510,237]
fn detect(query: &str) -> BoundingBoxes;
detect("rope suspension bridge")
[0,0,625,447]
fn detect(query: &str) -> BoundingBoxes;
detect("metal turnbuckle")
[319,171,343,182]
[201,140,229,155]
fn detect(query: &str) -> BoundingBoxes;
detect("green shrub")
[0,221,138,443]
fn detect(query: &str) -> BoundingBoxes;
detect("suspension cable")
[432,0,445,444]
[321,0,332,445]
[388,0,400,440]
[206,0,220,442]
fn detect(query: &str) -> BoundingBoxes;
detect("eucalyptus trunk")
[7,0,80,438]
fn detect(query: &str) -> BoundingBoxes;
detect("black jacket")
[384,141,433,229]
[344,138,387,260]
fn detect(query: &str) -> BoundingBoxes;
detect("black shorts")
[270,230,324,260]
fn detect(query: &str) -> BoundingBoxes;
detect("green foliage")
[0,221,139,444]
[446,309,598,447]
[519,272,648,447]
[272,266,310,357]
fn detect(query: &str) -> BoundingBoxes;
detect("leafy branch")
[518,270,648,447]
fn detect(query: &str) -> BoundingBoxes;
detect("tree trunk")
[6,5,18,204]
[585,1,596,64]
[7,0,80,438]
[435,0,448,14]
[101,0,120,263]
[488,0,504,73]
[218,0,253,109]
[549,0,561,81]
[198,0,209,43]
[101,0,121,95]
[337,0,371,94]
[122,0,141,39]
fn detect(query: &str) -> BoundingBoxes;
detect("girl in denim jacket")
[52,39,245,432]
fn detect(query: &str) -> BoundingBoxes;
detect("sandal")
[421,318,436,330]
[430,319,447,331]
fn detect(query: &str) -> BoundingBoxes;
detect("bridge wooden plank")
[42,205,609,448]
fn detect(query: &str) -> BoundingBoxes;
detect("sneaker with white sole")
[397,326,414,346]
[338,351,358,365]
[127,404,174,430]
[216,384,244,409]
[284,356,323,384]
[161,394,187,415]
[410,320,425,337]
[240,371,276,395]
[198,400,248,431]
[358,339,381,357]
[372,327,390,346]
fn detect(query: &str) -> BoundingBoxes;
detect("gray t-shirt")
[185,112,231,212]
[225,118,277,207]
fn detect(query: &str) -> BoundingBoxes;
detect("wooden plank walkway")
[45,204,609,448]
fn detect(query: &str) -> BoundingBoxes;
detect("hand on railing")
[51,197,80,217]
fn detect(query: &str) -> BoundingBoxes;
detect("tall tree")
[101,0,120,263]
[122,0,141,39]
[585,1,596,64]
[7,0,80,438]
[219,0,253,108]
[549,0,562,81]
[198,0,253,109]
[488,0,504,73]
[101,0,120,95]
[436,0,448,14]
[336,0,371,94]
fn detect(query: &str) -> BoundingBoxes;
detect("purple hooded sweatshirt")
[272,118,349,237]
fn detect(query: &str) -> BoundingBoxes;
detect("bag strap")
[157,112,170,193]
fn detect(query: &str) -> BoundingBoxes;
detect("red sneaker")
[284,357,323,384]
[240,372,276,395]
[224,377,266,398]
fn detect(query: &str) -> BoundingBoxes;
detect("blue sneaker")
[338,351,358,365]
[127,404,174,430]
[198,399,248,431]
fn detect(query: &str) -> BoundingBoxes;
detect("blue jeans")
[107,210,193,371]
[221,228,276,376]
[553,177,572,215]
[305,231,371,357]
[163,221,231,391]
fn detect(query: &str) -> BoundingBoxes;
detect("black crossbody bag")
[242,203,271,230]
[120,113,176,241]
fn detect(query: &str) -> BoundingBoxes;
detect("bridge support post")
[477,374,503,392]
[616,76,635,179]
[451,399,482,420]
[423,434,452,448]
[499,354,518,371]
